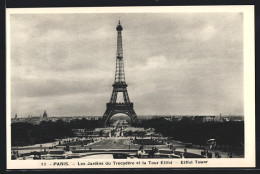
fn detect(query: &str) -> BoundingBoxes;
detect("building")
[43,110,48,118]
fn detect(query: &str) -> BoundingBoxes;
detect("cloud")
[10,13,244,117]
[145,55,167,69]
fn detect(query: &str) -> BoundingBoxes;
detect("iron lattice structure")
[101,21,140,125]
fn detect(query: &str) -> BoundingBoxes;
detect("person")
[208,152,212,158]
[137,146,145,157]
[148,147,155,158]
[137,149,142,157]
[214,151,218,157]
[228,152,233,158]
[201,151,205,156]
[65,145,70,151]
[215,152,221,158]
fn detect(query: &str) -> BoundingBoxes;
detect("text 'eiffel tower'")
[101,21,140,126]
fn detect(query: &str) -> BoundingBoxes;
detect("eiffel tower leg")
[128,109,140,124]
[101,108,114,126]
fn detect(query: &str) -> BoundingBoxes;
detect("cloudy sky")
[10,12,243,117]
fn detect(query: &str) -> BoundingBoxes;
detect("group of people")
[136,145,146,157]
[201,150,224,158]
[136,146,160,158]
[201,150,213,158]
[11,150,20,159]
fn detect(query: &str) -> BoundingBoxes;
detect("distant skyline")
[10,12,243,117]
[13,114,244,118]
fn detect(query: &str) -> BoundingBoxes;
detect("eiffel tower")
[101,21,140,126]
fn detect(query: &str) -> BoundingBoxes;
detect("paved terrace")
[12,137,242,159]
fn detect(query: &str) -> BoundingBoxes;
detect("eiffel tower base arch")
[101,103,140,126]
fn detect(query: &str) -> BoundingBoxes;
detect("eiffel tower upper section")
[114,20,126,85]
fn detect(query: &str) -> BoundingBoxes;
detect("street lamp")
[129,139,131,150]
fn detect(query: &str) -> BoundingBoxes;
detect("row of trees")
[137,118,244,147]
[11,118,100,146]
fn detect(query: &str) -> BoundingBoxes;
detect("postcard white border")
[6,6,255,169]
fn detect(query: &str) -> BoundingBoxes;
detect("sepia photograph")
[6,6,255,169]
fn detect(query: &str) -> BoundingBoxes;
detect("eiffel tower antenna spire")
[101,21,140,126]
